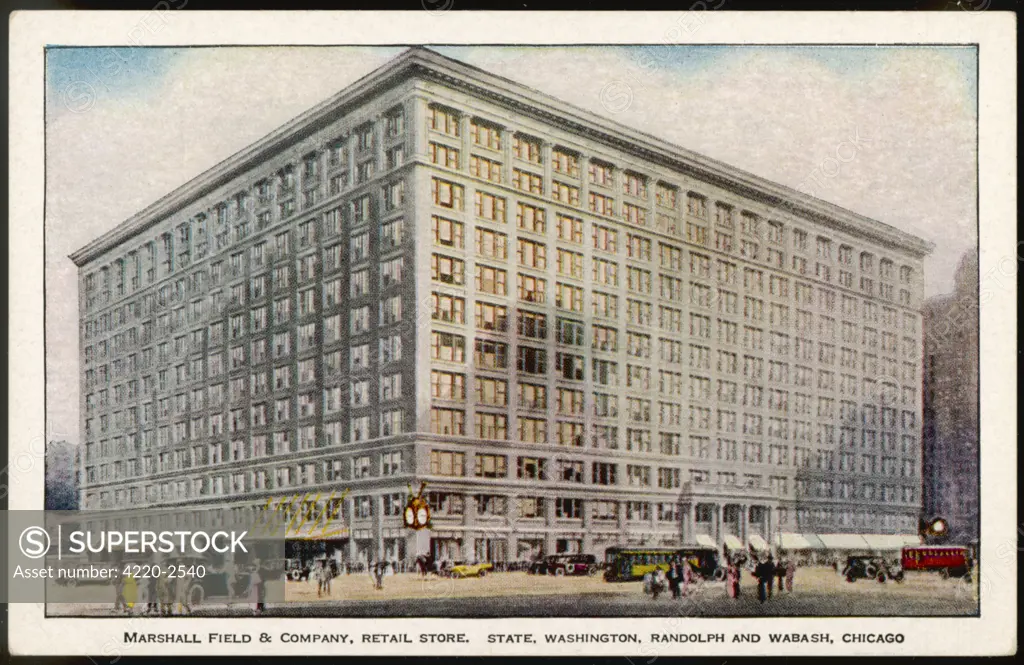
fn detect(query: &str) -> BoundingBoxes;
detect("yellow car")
[449,562,493,578]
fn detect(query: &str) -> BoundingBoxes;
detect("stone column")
[544,497,557,555]
[346,496,357,563]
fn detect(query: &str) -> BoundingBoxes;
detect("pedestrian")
[145,567,159,615]
[785,558,796,592]
[224,558,237,607]
[175,567,193,616]
[371,562,386,590]
[650,568,666,600]
[753,556,775,604]
[726,561,741,599]
[775,558,786,593]
[322,560,333,596]
[158,573,174,616]
[112,571,128,615]
[681,559,694,597]
[248,559,264,616]
[667,563,681,599]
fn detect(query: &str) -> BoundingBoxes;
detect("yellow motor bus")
[603,546,722,582]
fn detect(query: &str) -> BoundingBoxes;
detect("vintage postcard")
[7,9,1017,658]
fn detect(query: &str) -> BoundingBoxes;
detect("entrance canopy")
[775,532,819,551]
[695,534,716,549]
[817,533,869,550]
[860,534,922,551]
[748,534,770,551]
[723,535,743,550]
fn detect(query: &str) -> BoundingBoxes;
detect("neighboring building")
[45,440,80,510]
[922,250,979,543]
[70,47,932,564]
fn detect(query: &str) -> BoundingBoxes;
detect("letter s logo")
[20,526,51,559]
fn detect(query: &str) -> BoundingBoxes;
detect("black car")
[527,557,550,575]
[842,554,902,583]
[527,554,599,576]
[285,558,312,582]
[548,554,599,576]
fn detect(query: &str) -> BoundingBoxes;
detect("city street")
[48,566,979,617]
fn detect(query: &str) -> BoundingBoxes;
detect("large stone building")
[71,47,932,564]
[922,250,979,543]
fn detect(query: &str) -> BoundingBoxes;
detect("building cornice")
[70,46,933,267]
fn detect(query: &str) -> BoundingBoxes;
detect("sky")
[44,45,978,443]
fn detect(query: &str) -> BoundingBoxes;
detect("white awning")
[818,533,870,550]
[861,534,914,551]
[695,534,716,548]
[902,534,923,546]
[775,532,816,550]
[748,534,770,551]
[723,535,743,550]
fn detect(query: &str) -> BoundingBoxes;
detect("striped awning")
[695,534,716,548]
[723,535,743,550]
[748,534,770,551]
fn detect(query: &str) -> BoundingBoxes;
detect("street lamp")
[920,516,949,540]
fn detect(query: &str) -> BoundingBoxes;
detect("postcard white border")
[8,10,1017,657]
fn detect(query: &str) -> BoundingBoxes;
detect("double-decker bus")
[603,546,722,582]
[901,545,973,579]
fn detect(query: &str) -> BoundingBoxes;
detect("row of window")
[83,208,406,350]
[428,105,914,275]
[84,104,408,311]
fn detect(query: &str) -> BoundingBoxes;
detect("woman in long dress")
[681,559,693,597]
[158,574,174,616]
[175,570,193,616]
[785,559,796,592]
[248,560,263,615]
[726,562,740,599]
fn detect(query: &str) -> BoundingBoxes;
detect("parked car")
[527,557,550,575]
[536,554,598,576]
[285,558,311,582]
[842,554,900,583]
[449,561,493,578]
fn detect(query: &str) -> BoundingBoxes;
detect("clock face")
[416,507,429,526]
[404,506,415,526]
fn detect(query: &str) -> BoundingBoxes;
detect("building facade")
[71,48,932,564]
[922,250,979,543]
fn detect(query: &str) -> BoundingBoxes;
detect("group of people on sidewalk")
[642,553,797,603]
[643,559,696,599]
[752,555,797,603]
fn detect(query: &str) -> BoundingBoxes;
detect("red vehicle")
[901,545,973,580]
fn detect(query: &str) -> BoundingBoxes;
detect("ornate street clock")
[403,482,430,530]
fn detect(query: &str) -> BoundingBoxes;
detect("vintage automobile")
[603,547,723,583]
[540,554,599,576]
[842,554,901,583]
[285,558,312,582]
[527,554,596,576]
[527,557,551,575]
[448,561,494,578]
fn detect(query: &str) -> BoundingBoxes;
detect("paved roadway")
[48,567,979,618]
